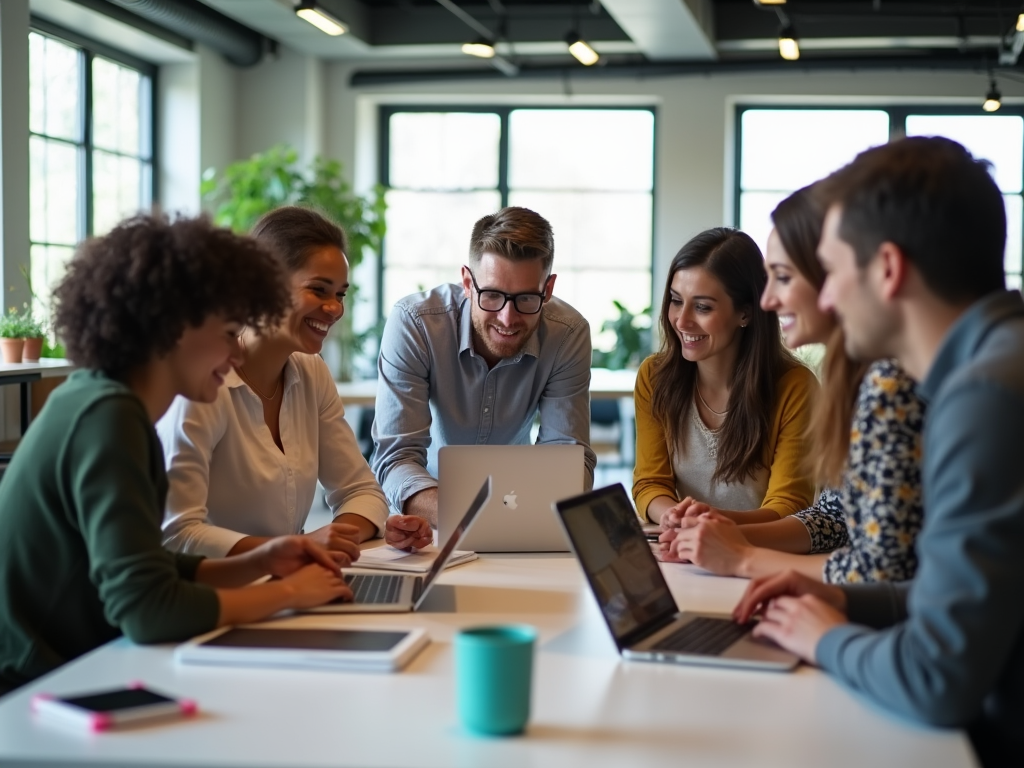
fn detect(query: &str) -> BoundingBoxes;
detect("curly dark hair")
[54,213,291,378]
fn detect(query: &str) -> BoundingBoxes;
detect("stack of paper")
[350,545,477,573]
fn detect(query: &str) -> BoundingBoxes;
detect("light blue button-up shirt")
[370,283,595,514]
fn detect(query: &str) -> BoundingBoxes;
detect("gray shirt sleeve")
[815,383,1024,727]
[535,314,596,490]
[370,304,438,513]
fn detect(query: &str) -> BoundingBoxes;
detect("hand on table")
[304,522,362,563]
[733,570,848,663]
[660,496,713,530]
[385,515,433,551]
[670,512,752,576]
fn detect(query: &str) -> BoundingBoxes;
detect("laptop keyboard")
[652,617,755,656]
[345,573,405,604]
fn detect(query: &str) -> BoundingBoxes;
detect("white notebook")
[349,544,477,573]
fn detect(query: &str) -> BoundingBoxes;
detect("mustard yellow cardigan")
[632,357,818,520]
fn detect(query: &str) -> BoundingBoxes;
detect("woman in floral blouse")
[662,184,925,583]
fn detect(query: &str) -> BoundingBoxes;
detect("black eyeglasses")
[466,268,550,315]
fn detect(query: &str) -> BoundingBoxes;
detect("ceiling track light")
[566,32,599,66]
[753,0,787,5]
[778,23,800,60]
[295,1,348,36]
[983,78,1002,112]
[462,38,496,58]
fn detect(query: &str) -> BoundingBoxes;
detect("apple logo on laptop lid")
[503,491,518,510]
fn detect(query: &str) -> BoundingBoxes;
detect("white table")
[0,556,973,768]
[0,358,73,437]
[336,368,638,408]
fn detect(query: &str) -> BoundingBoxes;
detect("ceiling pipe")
[350,51,1017,87]
[103,0,268,66]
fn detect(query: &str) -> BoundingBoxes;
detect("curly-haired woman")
[158,206,432,557]
[0,214,355,695]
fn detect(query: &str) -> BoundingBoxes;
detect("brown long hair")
[770,185,869,487]
[650,227,798,484]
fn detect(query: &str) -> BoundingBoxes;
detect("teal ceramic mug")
[454,625,537,736]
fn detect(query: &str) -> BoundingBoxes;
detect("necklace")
[237,335,282,401]
[695,383,729,416]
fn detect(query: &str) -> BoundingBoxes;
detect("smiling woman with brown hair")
[633,227,817,528]
[158,206,432,559]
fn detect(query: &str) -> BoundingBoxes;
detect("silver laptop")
[438,444,584,553]
[305,477,490,614]
[555,484,799,671]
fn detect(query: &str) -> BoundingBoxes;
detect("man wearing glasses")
[370,206,595,546]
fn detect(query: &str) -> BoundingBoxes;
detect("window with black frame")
[379,106,655,350]
[736,106,1024,291]
[29,24,154,320]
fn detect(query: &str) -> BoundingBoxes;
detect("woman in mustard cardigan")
[633,227,817,528]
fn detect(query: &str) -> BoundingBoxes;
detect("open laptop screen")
[557,484,677,646]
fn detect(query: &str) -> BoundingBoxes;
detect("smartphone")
[31,684,196,731]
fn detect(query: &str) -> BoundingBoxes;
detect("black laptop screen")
[557,485,677,645]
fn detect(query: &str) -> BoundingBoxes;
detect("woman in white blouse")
[158,206,432,557]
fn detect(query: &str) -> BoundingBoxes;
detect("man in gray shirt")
[371,207,595,543]
[734,137,1024,767]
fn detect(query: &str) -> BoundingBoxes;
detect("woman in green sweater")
[0,214,357,695]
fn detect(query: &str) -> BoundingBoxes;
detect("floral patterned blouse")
[793,359,925,583]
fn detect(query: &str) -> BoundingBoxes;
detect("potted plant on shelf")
[201,144,387,381]
[19,309,45,363]
[0,308,28,363]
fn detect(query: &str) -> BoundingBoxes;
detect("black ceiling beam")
[351,50,1018,87]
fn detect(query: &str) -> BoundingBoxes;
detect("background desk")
[0,556,973,768]
[336,368,638,408]
[0,358,73,433]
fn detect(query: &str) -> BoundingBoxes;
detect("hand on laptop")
[253,535,351,577]
[385,515,433,551]
[303,523,362,564]
[733,570,848,663]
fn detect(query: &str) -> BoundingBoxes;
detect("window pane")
[92,57,141,155]
[507,190,652,270]
[29,32,80,142]
[29,244,75,321]
[569,270,652,352]
[741,110,890,191]
[30,136,79,245]
[738,190,789,256]
[905,114,1023,193]
[93,151,143,235]
[1005,194,1022,278]
[509,110,654,191]
[383,190,502,311]
[389,113,499,190]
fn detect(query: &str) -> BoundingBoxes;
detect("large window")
[29,25,154,316]
[381,107,655,347]
[736,106,1024,290]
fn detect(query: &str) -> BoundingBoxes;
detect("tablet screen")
[200,628,408,652]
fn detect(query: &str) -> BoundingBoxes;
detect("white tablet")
[176,626,429,673]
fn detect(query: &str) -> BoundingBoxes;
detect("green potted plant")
[592,301,652,371]
[0,308,28,363]
[201,145,387,381]
[19,309,45,362]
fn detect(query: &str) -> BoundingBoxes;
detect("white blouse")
[157,353,388,557]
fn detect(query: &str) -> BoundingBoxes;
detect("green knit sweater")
[0,370,220,692]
